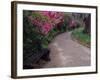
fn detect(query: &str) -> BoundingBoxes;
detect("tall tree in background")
[83,14,91,35]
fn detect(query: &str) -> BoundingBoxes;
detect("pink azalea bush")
[69,20,77,28]
[41,23,52,35]
[29,11,64,35]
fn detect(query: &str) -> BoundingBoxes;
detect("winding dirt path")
[43,32,90,68]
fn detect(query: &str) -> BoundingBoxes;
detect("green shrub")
[72,28,90,45]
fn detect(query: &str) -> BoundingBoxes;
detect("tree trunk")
[83,14,91,35]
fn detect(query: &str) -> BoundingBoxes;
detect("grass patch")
[72,28,90,47]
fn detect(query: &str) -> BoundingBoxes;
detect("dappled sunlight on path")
[43,32,90,68]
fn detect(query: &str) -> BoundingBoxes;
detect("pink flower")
[42,23,52,35]
[28,11,64,35]
[69,20,77,27]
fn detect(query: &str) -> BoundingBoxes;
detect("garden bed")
[71,28,90,48]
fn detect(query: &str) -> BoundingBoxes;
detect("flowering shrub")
[69,20,77,28]
[68,19,81,30]
[41,23,52,35]
[28,11,64,35]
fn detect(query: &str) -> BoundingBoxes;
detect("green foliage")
[72,28,90,45]
[31,12,49,22]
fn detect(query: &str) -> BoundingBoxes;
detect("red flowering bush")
[28,11,64,35]
[41,23,52,35]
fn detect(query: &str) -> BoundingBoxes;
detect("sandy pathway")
[43,32,90,68]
